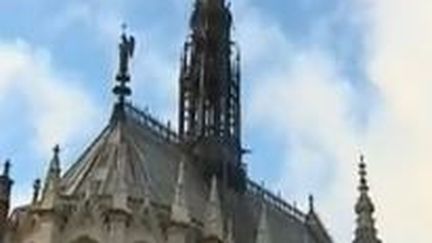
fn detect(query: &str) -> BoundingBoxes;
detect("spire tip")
[32,178,41,204]
[353,154,382,242]
[358,154,369,193]
[53,144,60,156]
[309,194,315,212]
[3,159,11,177]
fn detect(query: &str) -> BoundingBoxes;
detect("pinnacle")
[32,179,41,204]
[353,154,381,243]
[49,145,61,174]
[203,175,224,240]
[171,160,191,224]
[2,160,11,177]
[308,194,315,213]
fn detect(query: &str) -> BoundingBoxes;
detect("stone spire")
[256,202,270,243]
[40,145,62,209]
[170,160,191,225]
[353,155,382,243]
[43,145,61,194]
[178,0,244,185]
[179,0,237,141]
[0,160,13,232]
[203,175,224,242]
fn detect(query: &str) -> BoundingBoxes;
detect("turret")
[353,155,382,243]
[179,0,237,143]
[0,160,13,238]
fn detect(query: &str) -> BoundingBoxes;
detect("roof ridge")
[62,125,112,180]
[246,179,307,223]
[125,103,180,144]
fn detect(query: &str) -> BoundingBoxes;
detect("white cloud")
[363,0,432,242]
[243,0,432,242]
[233,1,361,241]
[0,40,98,157]
[248,46,359,242]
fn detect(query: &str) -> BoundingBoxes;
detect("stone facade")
[1,104,331,243]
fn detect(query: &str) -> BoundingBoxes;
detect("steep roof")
[60,104,208,219]
[57,103,331,243]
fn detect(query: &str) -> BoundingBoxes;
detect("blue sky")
[1,0,432,242]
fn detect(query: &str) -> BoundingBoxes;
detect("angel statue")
[117,24,136,81]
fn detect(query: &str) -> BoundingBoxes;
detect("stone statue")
[113,24,136,105]
[117,25,135,80]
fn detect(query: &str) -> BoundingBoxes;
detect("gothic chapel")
[0,0,382,242]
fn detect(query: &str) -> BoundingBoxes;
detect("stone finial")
[353,154,382,243]
[358,154,369,193]
[305,194,321,228]
[3,159,11,177]
[0,159,13,202]
[309,194,315,213]
[40,145,63,209]
[53,144,60,154]
[44,144,62,189]
[32,179,41,204]
[203,175,224,241]
[0,159,13,230]
[50,145,61,175]
[170,160,190,224]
